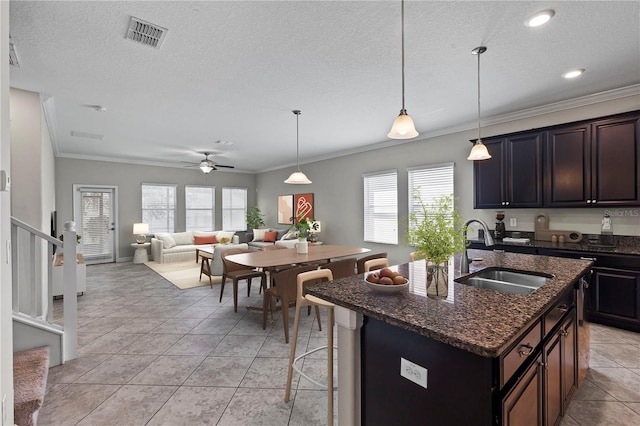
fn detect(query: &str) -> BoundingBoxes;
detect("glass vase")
[426,260,449,299]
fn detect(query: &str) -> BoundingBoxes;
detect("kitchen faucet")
[460,219,495,273]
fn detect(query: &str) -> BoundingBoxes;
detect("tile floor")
[39,262,640,425]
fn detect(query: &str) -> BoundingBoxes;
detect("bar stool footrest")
[292,345,338,390]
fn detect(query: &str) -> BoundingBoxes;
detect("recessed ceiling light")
[562,69,585,79]
[525,9,555,27]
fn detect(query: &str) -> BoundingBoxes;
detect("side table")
[132,242,151,264]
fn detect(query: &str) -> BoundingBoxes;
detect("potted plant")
[246,206,265,230]
[405,194,467,299]
[293,216,319,240]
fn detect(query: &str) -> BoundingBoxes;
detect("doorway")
[73,185,118,264]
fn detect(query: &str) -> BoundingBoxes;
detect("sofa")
[246,228,300,251]
[150,230,239,263]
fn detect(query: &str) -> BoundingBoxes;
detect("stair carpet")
[13,346,49,426]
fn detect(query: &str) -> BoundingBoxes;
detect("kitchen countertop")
[306,249,592,358]
[471,234,640,256]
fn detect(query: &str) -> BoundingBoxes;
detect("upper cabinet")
[545,113,640,207]
[472,111,640,209]
[474,131,544,209]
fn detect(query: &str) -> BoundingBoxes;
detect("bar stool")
[364,257,389,272]
[285,269,336,426]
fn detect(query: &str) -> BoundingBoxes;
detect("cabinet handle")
[561,329,569,337]
[586,200,591,204]
[580,257,597,262]
[493,249,505,253]
[518,344,534,357]
[505,201,510,205]
[592,199,597,204]
[557,304,569,313]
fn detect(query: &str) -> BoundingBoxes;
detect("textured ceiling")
[9,1,640,173]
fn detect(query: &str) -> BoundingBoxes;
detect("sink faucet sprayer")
[461,219,495,273]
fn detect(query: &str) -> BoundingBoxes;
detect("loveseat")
[246,228,300,251]
[150,231,239,263]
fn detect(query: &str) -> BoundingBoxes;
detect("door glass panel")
[80,191,113,260]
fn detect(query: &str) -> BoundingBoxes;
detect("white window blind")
[408,162,455,225]
[141,184,176,233]
[363,170,398,244]
[80,191,112,258]
[222,187,247,231]
[186,185,215,232]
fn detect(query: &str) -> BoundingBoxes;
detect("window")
[222,187,247,231]
[185,185,215,232]
[141,184,176,233]
[363,170,398,244]
[408,162,455,225]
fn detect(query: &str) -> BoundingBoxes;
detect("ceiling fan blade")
[215,164,234,168]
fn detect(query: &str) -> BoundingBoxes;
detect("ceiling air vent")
[125,16,168,49]
[9,37,20,68]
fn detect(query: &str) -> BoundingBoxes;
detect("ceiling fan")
[183,152,235,174]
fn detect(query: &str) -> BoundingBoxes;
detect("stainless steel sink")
[455,268,554,295]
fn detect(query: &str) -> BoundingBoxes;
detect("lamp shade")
[133,223,149,235]
[284,170,312,184]
[467,141,492,161]
[388,111,419,139]
[199,163,214,173]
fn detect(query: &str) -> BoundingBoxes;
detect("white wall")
[55,158,257,260]
[257,97,640,266]
[0,2,14,423]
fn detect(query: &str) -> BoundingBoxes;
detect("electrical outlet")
[510,218,517,227]
[400,357,428,389]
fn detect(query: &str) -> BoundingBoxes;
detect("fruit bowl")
[364,270,409,294]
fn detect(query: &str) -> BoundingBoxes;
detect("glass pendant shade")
[467,140,492,160]
[388,110,419,139]
[199,162,213,173]
[284,170,312,184]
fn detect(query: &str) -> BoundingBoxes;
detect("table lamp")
[133,223,149,244]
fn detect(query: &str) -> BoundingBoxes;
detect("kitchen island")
[306,249,593,426]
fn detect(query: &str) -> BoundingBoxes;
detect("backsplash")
[472,207,640,237]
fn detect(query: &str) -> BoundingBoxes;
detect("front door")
[73,185,118,264]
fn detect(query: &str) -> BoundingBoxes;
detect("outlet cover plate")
[510,218,517,227]
[400,357,428,389]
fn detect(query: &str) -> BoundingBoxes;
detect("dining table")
[224,244,371,269]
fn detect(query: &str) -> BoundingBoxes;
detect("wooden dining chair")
[321,257,357,279]
[221,248,267,312]
[364,257,389,272]
[409,251,426,262]
[262,264,319,343]
[285,268,336,426]
[356,252,388,274]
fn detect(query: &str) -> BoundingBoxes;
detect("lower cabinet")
[502,354,544,426]
[502,307,577,426]
[589,266,640,332]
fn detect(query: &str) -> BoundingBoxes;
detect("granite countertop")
[306,249,592,358]
[471,234,640,256]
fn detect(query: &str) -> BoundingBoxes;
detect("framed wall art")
[294,193,314,221]
[277,195,294,224]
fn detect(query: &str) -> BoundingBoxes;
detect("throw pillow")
[155,233,176,249]
[252,229,267,242]
[172,232,195,246]
[217,231,236,242]
[273,228,288,240]
[281,231,299,240]
[194,235,217,245]
[263,231,278,243]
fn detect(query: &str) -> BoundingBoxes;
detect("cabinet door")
[591,115,640,205]
[588,267,640,331]
[561,313,577,411]
[545,332,563,426]
[502,354,543,426]
[545,124,591,207]
[473,138,505,209]
[506,132,544,207]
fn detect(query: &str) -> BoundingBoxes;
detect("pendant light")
[285,110,312,184]
[387,0,418,140]
[467,46,492,161]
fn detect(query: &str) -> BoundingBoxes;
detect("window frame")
[363,169,398,245]
[407,162,455,238]
[185,185,216,232]
[222,187,248,231]
[141,183,177,234]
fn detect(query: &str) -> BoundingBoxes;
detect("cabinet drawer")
[502,321,542,388]
[544,290,575,336]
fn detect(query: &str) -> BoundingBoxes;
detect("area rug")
[144,260,222,290]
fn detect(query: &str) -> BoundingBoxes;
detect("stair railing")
[10,218,78,360]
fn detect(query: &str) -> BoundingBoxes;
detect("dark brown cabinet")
[474,131,544,209]
[545,113,640,207]
[502,354,543,426]
[544,312,577,426]
[589,266,640,332]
